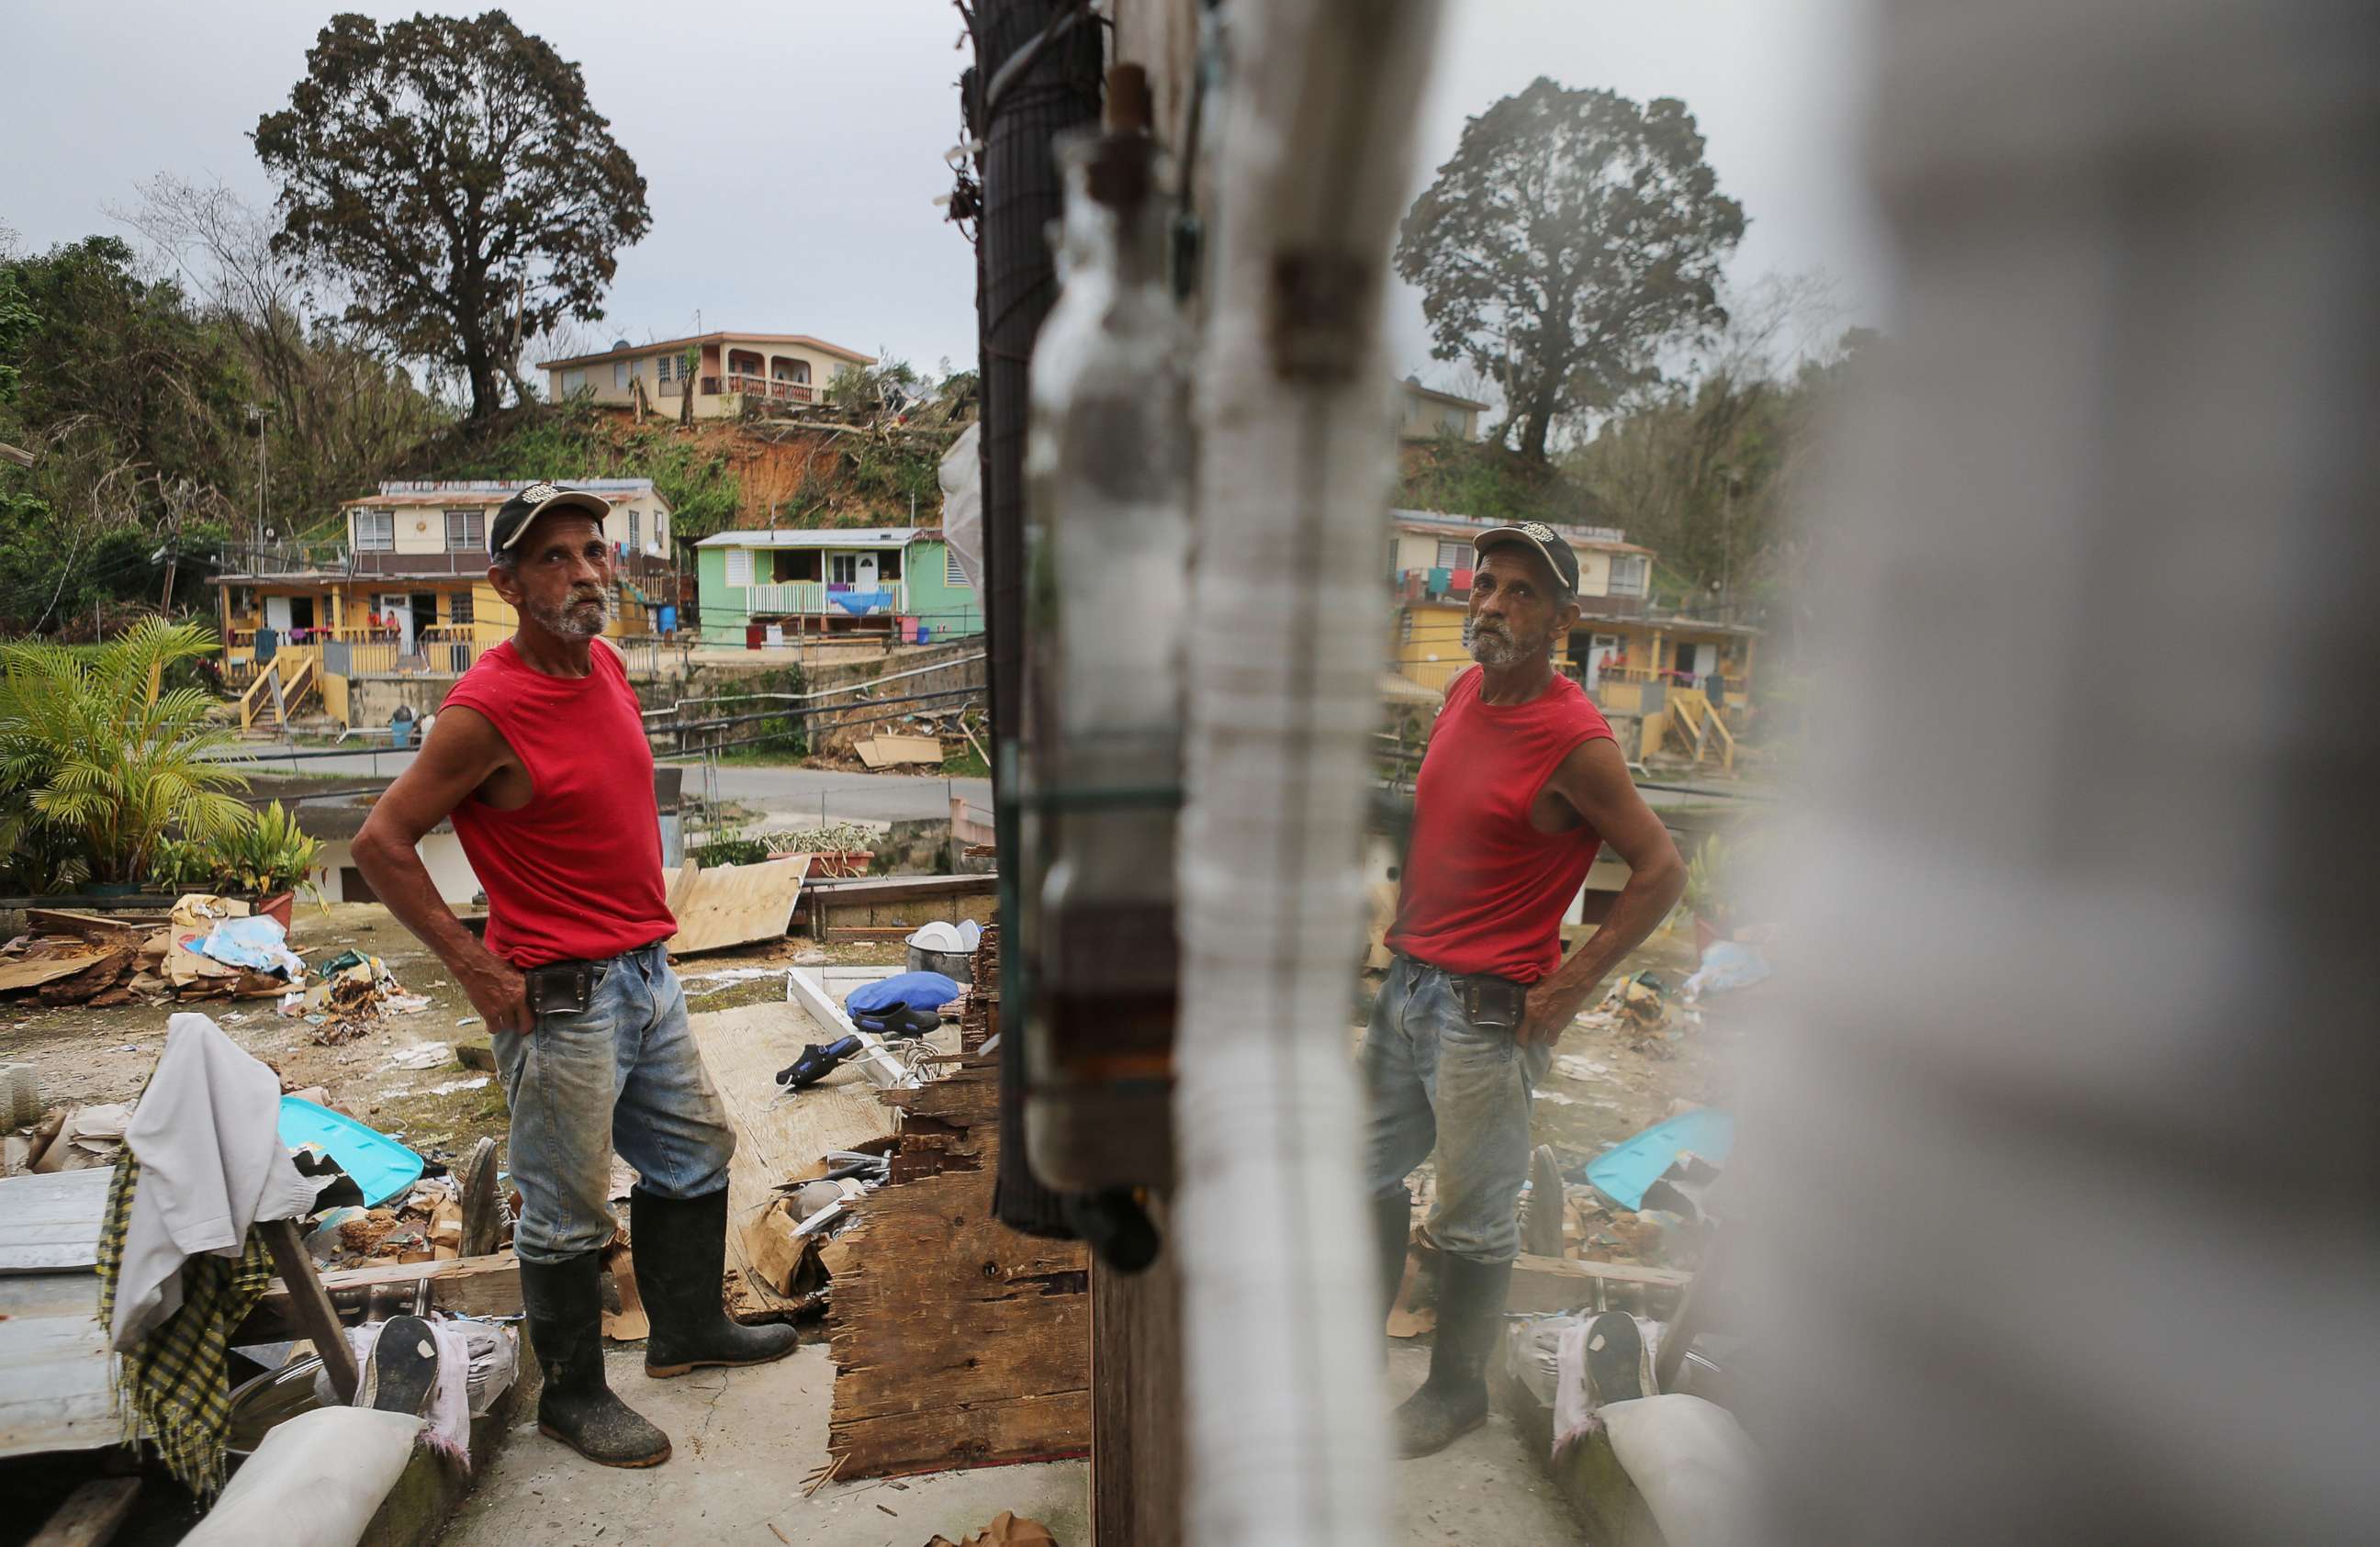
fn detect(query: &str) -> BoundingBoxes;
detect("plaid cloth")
[94,1149,277,1497]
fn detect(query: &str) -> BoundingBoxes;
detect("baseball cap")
[1473,521,1580,594]
[488,483,612,556]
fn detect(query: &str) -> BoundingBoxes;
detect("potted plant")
[1682,831,1734,961]
[212,802,324,929]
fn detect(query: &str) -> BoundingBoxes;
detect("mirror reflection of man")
[354,484,796,1470]
[1366,521,1688,1456]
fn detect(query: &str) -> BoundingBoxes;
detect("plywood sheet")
[0,1168,110,1274]
[664,854,813,956]
[686,997,928,1321]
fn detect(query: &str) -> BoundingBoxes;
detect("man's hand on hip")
[1517,980,1589,1047]
[459,950,533,1036]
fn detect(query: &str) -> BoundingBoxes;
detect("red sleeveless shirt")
[1387,666,1614,983]
[441,641,676,968]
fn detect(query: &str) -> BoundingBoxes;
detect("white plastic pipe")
[1171,2,1445,1542]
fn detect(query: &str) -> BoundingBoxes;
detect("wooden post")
[260,1217,359,1404]
[1091,1195,1183,1547]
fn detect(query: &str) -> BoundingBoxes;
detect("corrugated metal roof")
[342,478,663,510]
[694,527,937,549]
[1389,507,1648,555]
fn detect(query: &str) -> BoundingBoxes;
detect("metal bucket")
[906,945,976,984]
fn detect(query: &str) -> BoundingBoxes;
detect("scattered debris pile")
[0,896,309,1008]
[277,950,429,1046]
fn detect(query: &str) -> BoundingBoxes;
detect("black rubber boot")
[1392,1253,1511,1457]
[1373,1189,1415,1325]
[519,1253,672,1468]
[632,1186,802,1378]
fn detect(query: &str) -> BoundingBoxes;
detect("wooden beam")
[25,1478,140,1547]
[260,1218,357,1405]
[234,1249,520,1344]
[1506,1251,1692,1317]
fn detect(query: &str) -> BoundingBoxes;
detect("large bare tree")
[1396,80,1744,462]
[253,10,651,420]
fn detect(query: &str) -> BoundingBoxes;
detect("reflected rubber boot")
[632,1186,801,1378]
[1392,1253,1511,1457]
[1374,1189,1415,1326]
[519,1253,672,1468]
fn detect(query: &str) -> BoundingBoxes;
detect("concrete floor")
[440,1342,1579,1547]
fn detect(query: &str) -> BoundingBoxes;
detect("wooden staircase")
[1665,688,1736,772]
[239,654,318,733]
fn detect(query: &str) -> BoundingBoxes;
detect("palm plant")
[0,619,252,891]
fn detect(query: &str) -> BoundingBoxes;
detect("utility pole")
[247,404,268,544]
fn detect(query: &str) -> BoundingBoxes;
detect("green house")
[691,527,981,647]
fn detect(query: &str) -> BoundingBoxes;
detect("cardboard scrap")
[925,1513,1059,1547]
[855,733,942,769]
[602,1240,649,1342]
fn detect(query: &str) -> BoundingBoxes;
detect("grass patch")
[363,1072,511,1161]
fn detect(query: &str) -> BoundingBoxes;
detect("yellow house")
[1384,509,1759,766]
[538,331,876,420]
[212,479,679,732]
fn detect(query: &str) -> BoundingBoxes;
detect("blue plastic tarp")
[831,589,891,616]
[846,971,962,1016]
[187,914,305,978]
[1582,1107,1734,1211]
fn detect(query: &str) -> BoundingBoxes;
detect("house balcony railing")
[704,373,817,404]
[741,580,907,617]
[346,545,671,579]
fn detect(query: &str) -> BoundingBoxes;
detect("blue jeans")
[491,940,736,1263]
[1362,955,1553,1264]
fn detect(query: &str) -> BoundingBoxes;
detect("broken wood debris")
[824,1035,1090,1479]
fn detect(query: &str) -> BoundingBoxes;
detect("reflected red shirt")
[442,641,676,968]
[1386,666,1613,983]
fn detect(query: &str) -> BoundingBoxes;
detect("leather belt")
[1399,954,1528,1030]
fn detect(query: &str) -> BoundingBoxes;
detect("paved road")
[213,742,991,827]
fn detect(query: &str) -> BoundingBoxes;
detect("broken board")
[663,853,813,956]
[685,996,928,1321]
[0,1272,115,1459]
[825,1060,1091,1478]
[855,734,942,769]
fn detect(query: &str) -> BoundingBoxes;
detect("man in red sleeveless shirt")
[353,485,796,1469]
[1372,521,1686,1455]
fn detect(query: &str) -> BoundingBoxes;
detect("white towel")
[111,1014,316,1351]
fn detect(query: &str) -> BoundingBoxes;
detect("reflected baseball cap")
[1473,521,1580,594]
[489,483,612,555]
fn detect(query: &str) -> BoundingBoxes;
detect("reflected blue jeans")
[491,940,736,1263]
[1362,954,1553,1264]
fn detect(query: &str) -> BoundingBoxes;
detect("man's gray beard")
[533,593,611,640]
[1468,625,1545,667]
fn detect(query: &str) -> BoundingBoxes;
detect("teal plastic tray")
[277,1095,424,1208]
[1582,1107,1734,1212]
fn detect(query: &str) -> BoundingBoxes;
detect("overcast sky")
[6,0,1889,389]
